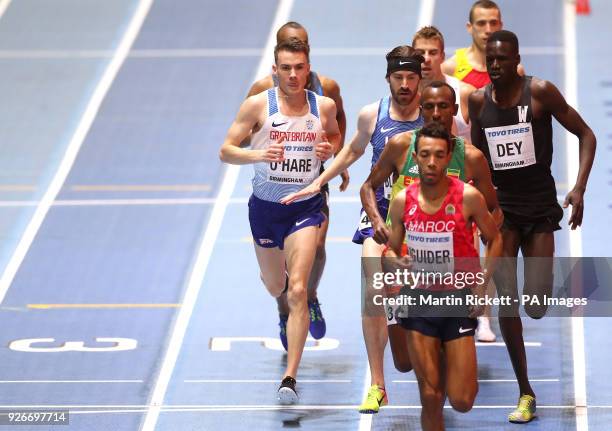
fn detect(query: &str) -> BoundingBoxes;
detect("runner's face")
[485,40,519,84]
[420,87,457,131]
[277,27,309,44]
[388,70,420,106]
[273,50,310,95]
[413,38,445,80]
[468,7,502,51]
[415,136,452,185]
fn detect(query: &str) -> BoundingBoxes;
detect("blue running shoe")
[279,314,288,351]
[308,298,326,339]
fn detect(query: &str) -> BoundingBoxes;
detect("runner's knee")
[286,276,308,304]
[260,272,285,298]
[524,303,548,319]
[449,391,476,413]
[393,355,412,373]
[420,384,444,409]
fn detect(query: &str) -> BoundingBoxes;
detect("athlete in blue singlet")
[281,45,424,413]
[351,94,423,244]
[220,38,341,405]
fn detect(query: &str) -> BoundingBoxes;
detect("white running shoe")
[476,316,496,342]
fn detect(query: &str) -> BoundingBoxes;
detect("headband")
[386,56,423,77]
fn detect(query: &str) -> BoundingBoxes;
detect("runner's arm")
[321,76,350,191]
[240,76,275,148]
[536,79,596,229]
[464,185,502,293]
[319,96,342,157]
[313,103,375,187]
[459,81,477,124]
[466,145,503,227]
[247,76,274,97]
[361,132,412,244]
[220,96,277,165]
[279,100,371,205]
[384,191,407,258]
[468,90,487,151]
[441,55,457,76]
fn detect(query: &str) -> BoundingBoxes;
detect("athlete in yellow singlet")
[442,0,524,89]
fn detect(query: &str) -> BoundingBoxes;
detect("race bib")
[358,209,372,231]
[386,303,398,326]
[484,123,536,170]
[405,230,454,280]
[383,176,393,200]
[267,144,317,184]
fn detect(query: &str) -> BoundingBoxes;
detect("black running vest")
[476,76,557,208]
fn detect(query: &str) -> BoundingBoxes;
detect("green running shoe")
[358,384,388,414]
[508,394,536,423]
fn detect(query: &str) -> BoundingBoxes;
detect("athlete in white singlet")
[219,38,340,405]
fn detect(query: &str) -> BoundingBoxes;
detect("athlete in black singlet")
[469,30,596,424]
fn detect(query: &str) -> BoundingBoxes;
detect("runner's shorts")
[248,194,325,250]
[352,200,389,245]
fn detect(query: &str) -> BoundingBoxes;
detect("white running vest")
[250,87,324,202]
[446,75,471,140]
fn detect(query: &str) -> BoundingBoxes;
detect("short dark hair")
[412,26,445,52]
[421,80,456,104]
[415,121,454,153]
[274,37,310,63]
[469,0,501,23]
[488,30,519,54]
[276,21,307,43]
[386,45,420,60]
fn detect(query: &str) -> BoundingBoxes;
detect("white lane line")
[564,3,588,431]
[0,197,321,207]
[70,184,212,192]
[139,1,294,430]
[0,46,566,59]
[476,341,542,347]
[393,378,559,383]
[417,0,436,28]
[51,405,583,415]
[0,403,595,410]
[184,379,351,383]
[0,194,573,207]
[564,0,583,258]
[0,380,142,384]
[0,0,11,18]
[0,198,215,207]
[0,0,154,305]
[357,367,372,431]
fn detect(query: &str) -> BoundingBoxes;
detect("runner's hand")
[315,132,333,161]
[372,219,391,244]
[468,284,486,318]
[492,207,504,229]
[468,303,485,318]
[563,187,584,230]
[261,135,285,162]
[339,169,350,192]
[280,181,321,205]
[381,254,412,274]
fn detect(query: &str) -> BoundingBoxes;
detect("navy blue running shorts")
[248,194,325,250]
